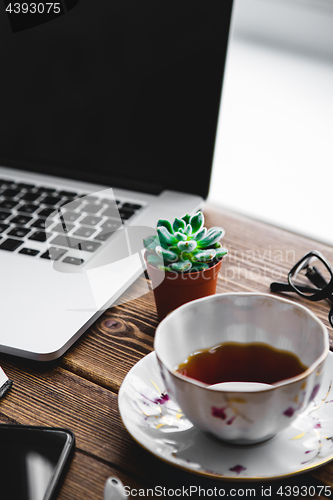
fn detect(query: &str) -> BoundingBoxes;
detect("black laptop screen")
[0,0,233,197]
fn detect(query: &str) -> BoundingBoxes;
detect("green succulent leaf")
[148,214,226,273]
[210,242,222,249]
[143,235,159,251]
[158,265,173,272]
[174,231,187,242]
[169,245,181,255]
[190,212,204,233]
[173,217,186,233]
[155,246,178,262]
[170,260,192,272]
[180,251,191,261]
[192,249,217,262]
[177,240,197,252]
[197,227,225,248]
[157,219,174,234]
[190,262,209,272]
[182,214,191,225]
[157,226,178,246]
[147,254,164,266]
[184,224,192,236]
[193,227,207,241]
[215,247,228,260]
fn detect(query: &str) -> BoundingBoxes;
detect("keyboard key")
[61,200,83,210]
[122,202,142,211]
[2,188,21,198]
[100,219,122,232]
[40,247,67,261]
[95,231,114,242]
[101,198,120,205]
[81,215,102,226]
[36,186,56,194]
[82,203,102,214]
[17,204,39,214]
[63,256,84,266]
[0,223,9,233]
[28,231,51,242]
[50,234,82,250]
[101,206,120,218]
[0,210,10,221]
[119,208,135,220]
[0,238,23,251]
[17,182,35,190]
[31,219,47,230]
[58,190,77,198]
[41,196,63,206]
[10,214,32,225]
[19,247,39,256]
[58,211,80,222]
[0,199,18,210]
[0,179,14,188]
[80,240,101,252]
[52,223,74,234]
[20,192,41,202]
[38,208,56,218]
[8,227,30,238]
[84,195,98,202]
[50,235,101,252]
[73,227,96,238]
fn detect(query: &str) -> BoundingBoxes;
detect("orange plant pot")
[146,257,222,322]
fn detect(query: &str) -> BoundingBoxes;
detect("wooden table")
[1,204,333,499]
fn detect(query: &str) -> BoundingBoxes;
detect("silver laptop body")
[0,0,233,360]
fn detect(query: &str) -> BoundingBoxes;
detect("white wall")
[208,0,333,245]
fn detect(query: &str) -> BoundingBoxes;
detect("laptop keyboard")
[0,178,144,266]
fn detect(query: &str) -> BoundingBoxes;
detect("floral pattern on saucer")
[289,381,333,466]
[118,351,333,480]
[124,374,192,433]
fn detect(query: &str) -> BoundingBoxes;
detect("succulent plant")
[144,211,227,272]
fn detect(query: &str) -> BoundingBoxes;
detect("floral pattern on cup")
[211,397,252,426]
[283,386,307,418]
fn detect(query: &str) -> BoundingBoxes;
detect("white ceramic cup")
[154,293,329,444]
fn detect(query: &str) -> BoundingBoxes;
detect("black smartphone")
[0,424,75,500]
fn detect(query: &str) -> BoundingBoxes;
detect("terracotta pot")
[145,256,222,321]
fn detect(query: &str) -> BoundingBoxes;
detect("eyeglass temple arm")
[270,282,318,294]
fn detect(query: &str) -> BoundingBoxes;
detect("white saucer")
[118,351,333,480]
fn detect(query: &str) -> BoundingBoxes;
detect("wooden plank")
[59,205,333,395]
[59,448,330,500]
[58,451,146,500]
[59,279,157,393]
[0,362,141,475]
[1,204,333,496]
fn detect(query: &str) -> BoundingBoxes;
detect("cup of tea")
[154,293,329,444]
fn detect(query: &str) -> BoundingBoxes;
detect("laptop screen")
[0,0,233,198]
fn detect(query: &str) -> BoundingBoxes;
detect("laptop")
[0,0,233,360]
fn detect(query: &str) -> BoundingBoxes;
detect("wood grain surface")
[0,204,332,500]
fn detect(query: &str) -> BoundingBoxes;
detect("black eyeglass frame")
[270,250,333,328]
[288,250,333,302]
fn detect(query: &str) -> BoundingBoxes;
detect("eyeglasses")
[270,250,333,327]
